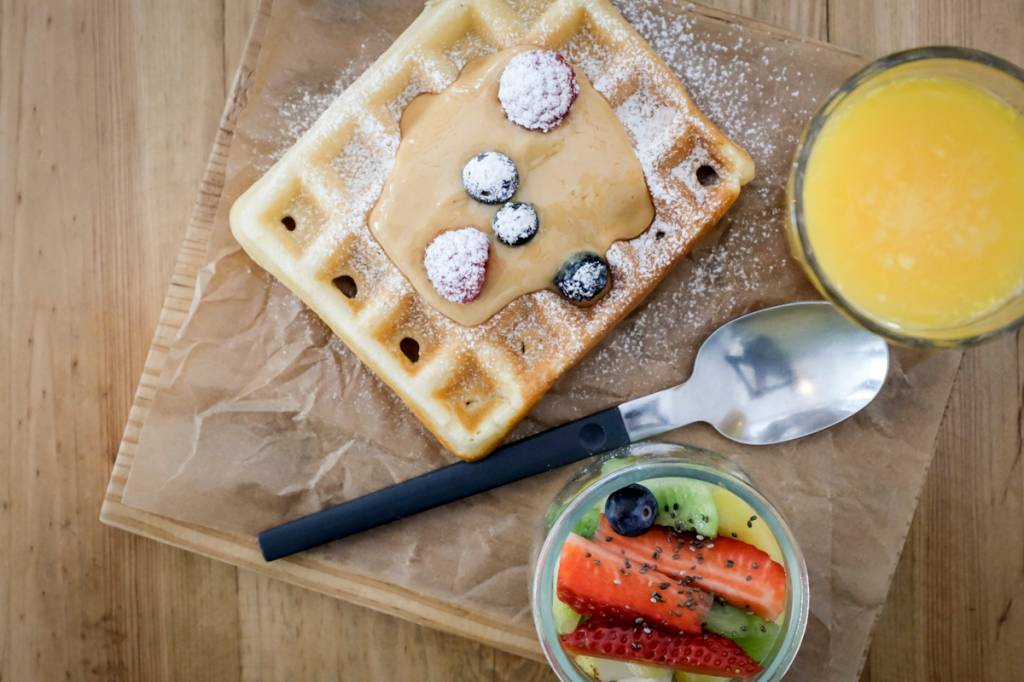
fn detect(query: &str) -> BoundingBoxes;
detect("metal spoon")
[258,301,888,560]
[622,300,890,445]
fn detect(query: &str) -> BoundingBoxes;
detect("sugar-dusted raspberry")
[424,228,490,303]
[462,151,519,204]
[492,202,539,246]
[498,50,579,132]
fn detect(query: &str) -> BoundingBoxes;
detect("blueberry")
[492,202,539,246]
[554,252,609,303]
[605,484,658,537]
[462,151,518,204]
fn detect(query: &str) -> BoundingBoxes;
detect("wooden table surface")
[2,1,1022,680]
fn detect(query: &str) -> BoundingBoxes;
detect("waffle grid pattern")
[230,0,753,459]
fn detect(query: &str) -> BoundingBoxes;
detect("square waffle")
[229,0,754,460]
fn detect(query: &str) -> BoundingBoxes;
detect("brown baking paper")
[122,1,962,679]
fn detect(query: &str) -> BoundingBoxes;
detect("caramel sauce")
[368,47,655,326]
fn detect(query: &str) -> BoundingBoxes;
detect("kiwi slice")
[599,460,718,536]
[644,477,719,537]
[599,457,634,475]
[573,504,602,539]
[552,596,582,634]
[545,496,601,538]
[704,601,781,663]
[545,458,635,534]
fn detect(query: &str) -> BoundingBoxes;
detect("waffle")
[229,0,754,460]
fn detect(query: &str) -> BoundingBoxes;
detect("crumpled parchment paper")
[122,2,962,678]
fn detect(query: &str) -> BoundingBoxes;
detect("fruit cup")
[531,442,809,682]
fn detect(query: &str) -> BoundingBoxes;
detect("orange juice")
[801,75,1024,331]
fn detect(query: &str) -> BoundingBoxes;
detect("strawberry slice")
[597,516,787,620]
[557,534,711,634]
[561,620,763,680]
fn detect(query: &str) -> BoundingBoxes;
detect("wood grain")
[2,2,246,680]
[2,1,1022,681]
[826,3,1024,680]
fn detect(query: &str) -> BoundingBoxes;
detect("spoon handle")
[620,379,702,441]
[257,406,631,561]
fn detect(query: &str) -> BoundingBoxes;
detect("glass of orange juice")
[788,47,1024,348]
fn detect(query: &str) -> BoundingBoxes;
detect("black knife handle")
[258,406,630,561]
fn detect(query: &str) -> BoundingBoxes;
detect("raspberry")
[423,228,490,304]
[498,50,579,132]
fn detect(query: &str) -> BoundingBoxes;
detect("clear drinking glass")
[531,442,809,682]
[787,47,1024,348]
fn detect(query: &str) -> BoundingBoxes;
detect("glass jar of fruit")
[531,442,809,682]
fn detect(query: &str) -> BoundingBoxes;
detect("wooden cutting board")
[101,2,958,678]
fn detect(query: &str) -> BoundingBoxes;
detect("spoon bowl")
[693,301,889,443]
[621,301,890,445]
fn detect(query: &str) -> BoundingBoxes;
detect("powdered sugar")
[498,50,580,132]
[446,32,494,71]
[545,0,848,396]
[615,90,692,225]
[271,42,380,167]
[265,0,837,362]
[492,202,539,246]
[423,228,490,303]
[330,118,398,219]
[555,254,610,303]
[273,81,348,167]
[461,152,519,204]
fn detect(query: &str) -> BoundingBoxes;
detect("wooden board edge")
[101,0,273,514]
[99,494,544,662]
